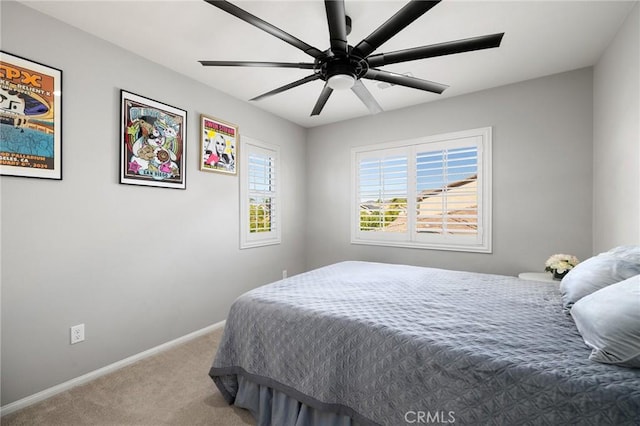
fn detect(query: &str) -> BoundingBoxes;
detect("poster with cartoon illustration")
[0,51,62,180]
[120,90,186,189]
[200,114,238,175]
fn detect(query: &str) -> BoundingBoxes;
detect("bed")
[209,261,640,425]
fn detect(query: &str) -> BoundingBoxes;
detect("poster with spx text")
[120,90,186,189]
[0,51,62,180]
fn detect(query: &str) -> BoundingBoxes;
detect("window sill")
[350,239,492,253]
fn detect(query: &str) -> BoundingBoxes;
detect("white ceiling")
[21,0,636,128]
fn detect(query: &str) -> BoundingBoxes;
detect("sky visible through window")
[359,147,477,202]
[249,154,272,192]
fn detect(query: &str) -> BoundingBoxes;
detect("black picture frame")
[120,90,187,189]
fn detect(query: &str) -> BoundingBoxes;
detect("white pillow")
[605,245,640,263]
[560,252,640,311]
[571,276,640,368]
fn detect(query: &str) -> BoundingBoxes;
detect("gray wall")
[593,3,640,253]
[306,68,594,276]
[0,1,307,405]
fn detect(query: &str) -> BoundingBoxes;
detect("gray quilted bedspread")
[210,261,640,425]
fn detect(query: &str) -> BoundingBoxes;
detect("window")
[240,137,281,249]
[351,127,491,253]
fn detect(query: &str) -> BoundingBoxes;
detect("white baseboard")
[0,320,226,417]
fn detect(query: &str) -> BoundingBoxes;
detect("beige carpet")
[1,328,254,426]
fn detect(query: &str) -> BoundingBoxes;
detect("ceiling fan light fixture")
[327,73,356,90]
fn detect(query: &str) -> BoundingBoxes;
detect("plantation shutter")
[248,150,276,233]
[351,127,491,252]
[415,145,478,236]
[240,138,281,249]
[356,148,408,240]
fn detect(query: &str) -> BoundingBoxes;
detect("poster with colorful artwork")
[120,90,186,189]
[200,114,238,175]
[0,51,62,180]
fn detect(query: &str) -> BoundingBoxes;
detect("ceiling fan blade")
[351,80,383,114]
[311,85,334,116]
[365,69,448,94]
[367,33,505,67]
[204,0,324,58]
[199,60,315,69]
[325,0,348,55]
[251,74,321,101]
[353,0,440,58]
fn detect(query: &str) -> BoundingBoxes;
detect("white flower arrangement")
[545,254,579,275]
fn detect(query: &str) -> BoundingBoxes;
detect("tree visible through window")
[249,201,272,233]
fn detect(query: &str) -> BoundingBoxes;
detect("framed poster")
[200,114,238,175]
[0,51,62,180]
[120,90,186,189]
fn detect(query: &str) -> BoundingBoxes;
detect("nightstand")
[518,272,556,282]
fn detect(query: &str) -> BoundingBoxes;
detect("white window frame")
[351,127,492,253]
[240,136,281,249]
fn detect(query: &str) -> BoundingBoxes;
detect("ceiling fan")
[200,0,504,117]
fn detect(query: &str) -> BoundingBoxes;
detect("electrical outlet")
[282,269,288,279]
[70,324,85,344]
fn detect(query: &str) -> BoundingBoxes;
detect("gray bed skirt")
[215,373,362,426]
